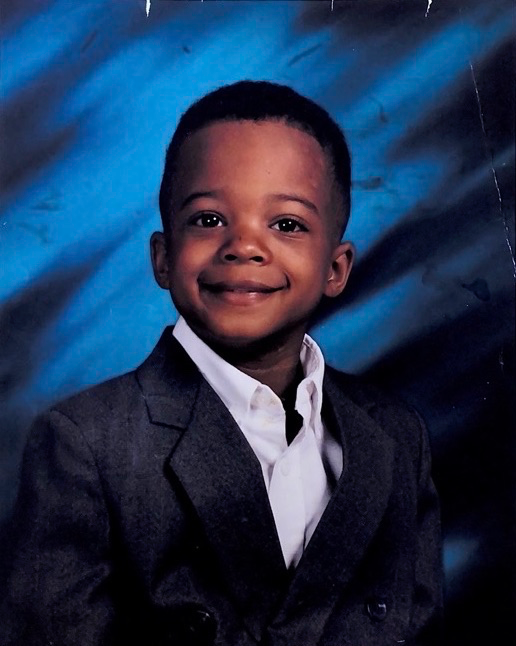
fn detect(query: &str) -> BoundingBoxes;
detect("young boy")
[1,81,442,646]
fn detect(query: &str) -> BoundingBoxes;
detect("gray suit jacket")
[0,328,442,646]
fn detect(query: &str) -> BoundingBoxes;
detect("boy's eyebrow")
[179,191,220,210]
[268,193,319,215]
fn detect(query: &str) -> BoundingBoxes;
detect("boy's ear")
[150,231,171,290]
[324,241,355,298]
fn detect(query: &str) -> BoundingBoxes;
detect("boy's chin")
[199,327,276,352]
[188,319,307,357]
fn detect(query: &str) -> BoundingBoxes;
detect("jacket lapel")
[268,369,395,642]
[137,329,287,641]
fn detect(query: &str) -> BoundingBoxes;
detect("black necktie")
[281,363,305,445]
[284,407,304,445]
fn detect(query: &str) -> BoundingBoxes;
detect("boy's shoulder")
[40,327,195,434]
[52,369,141,426]
[324,364,392,407]
[23,328,199,477]
[324,364,427,453]
[325,364,418,413]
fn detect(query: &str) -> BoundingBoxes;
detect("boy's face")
[151,119,354,350]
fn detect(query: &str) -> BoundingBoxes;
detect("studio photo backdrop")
[1,1,514,643]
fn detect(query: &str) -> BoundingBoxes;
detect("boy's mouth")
[200,280,285,294]
[198,280,286,305]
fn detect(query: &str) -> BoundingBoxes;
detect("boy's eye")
[190,212,224,228]
[272,218,308,233]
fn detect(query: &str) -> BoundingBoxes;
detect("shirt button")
[280,461,290,476]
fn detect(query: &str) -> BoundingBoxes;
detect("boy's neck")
[205,329,306,398]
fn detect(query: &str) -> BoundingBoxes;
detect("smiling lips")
[199,279,285,304]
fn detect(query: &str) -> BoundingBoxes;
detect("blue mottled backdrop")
[1,1,514,643]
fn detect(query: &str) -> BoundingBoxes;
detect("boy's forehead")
[181,118,322,156]
[173,119,335,197]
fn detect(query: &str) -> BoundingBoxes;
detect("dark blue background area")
[1,1,514,643]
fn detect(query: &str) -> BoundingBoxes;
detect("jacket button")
[185,608,217,644]
[366,599,388,622]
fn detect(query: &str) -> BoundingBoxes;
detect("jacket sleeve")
[0,410,116,646]
[407,411,444,645]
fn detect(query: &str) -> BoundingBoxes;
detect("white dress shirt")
[173,317,343,568]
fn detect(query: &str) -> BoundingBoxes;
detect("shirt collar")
[172,316,325,422]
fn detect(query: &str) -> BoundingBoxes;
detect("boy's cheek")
[171,236,213,264]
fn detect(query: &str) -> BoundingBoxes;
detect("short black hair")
[159,80,351,239]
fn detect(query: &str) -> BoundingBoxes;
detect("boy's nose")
[219,225,271,264]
